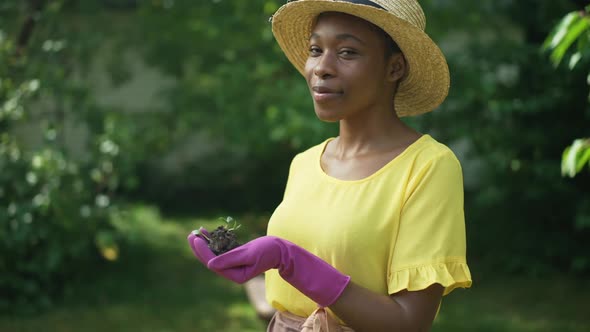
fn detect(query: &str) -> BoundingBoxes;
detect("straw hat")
[271,0,449,117]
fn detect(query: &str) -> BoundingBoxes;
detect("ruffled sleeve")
[389,260,472,296]
[388,149,472,296]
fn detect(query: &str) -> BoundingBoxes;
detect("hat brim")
[271,0,450,117]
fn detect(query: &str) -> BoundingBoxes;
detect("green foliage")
[543,7,590,69]
[137,0,325,151]
[105,0,338,212]
[542,6,590,69]
[562,138,590,177]
[0,0,131,314]
[543,5,590,178]
[0,136,112,313]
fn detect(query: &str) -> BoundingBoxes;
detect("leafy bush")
[0,4,124,313]
[0,136,116,313]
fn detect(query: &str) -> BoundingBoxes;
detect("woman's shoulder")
[401,135,464,192]
[411,135,460,163]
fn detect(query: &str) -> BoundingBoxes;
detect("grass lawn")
[1,205,588,332]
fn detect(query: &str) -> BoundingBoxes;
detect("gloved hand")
[187,228,351,307]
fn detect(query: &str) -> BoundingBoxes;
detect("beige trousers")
[266,308,355,332]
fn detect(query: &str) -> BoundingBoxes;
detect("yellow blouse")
[265,134,472,318]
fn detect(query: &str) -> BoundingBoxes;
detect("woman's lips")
[311,86,343,102]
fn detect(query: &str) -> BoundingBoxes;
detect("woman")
[188,0,472,331]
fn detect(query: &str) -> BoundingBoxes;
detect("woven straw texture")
[271,0,450,117]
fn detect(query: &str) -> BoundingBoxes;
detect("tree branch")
[15,0,47,57]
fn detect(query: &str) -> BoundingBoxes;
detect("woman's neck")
[333,109,420,159]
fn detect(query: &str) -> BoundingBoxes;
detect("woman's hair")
[316,12,401,59]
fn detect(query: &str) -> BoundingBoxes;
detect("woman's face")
[305,12,402,122]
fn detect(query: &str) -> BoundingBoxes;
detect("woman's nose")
[313,52,336,79]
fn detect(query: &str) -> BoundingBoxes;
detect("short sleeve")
[388,150,472,296]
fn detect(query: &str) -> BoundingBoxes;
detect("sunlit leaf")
[562,145,575,177]
[562,138,590,177]
[543,12,580,51]
[569,51,582,69]
[548,13,590,66]
[575,144,590,172]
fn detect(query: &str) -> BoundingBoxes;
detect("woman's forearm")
[329,282,444,332]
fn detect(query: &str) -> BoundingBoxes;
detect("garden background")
[1,0,589,331]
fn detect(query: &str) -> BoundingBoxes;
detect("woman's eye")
[309,46,321,56]
[339,49,357,57]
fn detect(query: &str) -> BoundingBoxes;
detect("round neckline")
[316,134,431,184]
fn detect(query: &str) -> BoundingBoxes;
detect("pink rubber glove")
[187,228,351,307]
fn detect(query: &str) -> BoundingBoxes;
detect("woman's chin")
[314,108,341,123]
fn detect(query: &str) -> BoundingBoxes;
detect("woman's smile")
[311,85,344,102]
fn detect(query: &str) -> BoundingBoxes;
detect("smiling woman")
[187,1,472,331]
[304,12,406,123]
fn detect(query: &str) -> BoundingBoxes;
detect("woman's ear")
[387,53,407,83]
